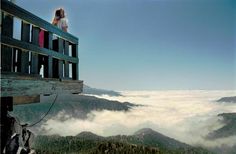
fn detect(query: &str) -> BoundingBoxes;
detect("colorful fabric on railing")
[39,30,44,48]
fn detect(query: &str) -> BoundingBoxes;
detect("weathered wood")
[44,31,53,50]
[44,32,53,78]
[1,0,78,44]
[52,58,59,78]
[64,41,70,77]
[31,26,40,74]
[72,44,79,80]
[1,12,13,37]
[1,45,13,72]
[20,21,30,74]
[1,0,81,93]
[1,72,83,97]
[47,56,53,78]
[72,63,79,80]
[1,12,13,72]
[13,95,40,105]
[72,43,78,58]
[58,38,64,78]
[1,35,78,63]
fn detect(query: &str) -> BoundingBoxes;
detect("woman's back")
[56,17,68,32]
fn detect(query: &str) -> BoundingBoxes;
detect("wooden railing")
[1,0,79,80]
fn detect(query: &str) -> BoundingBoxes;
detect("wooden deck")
[1,0,83,104]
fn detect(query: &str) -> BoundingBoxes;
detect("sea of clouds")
[40,90,236,148]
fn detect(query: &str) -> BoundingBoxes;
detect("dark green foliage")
[207,113,236,139]
[11,95,138,124]
[216,96,236,103]
[33,129,213,154]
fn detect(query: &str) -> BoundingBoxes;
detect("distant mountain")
[216,96,236,103]
[108,128,210,153]
[206,113,236,154]
[12,94,139,124]
[76,131,104,141]
[207,113,236,139]
[33,128,212,154]
[83,85,122,96]
[132,128,190,149]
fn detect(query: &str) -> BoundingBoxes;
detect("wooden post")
[0,97,13,153]
[64,41,70,78]
[72,44,79,80]
[20,21,30,74]
[58,38,64,78]
[44,31,53,78]
[1,12,13,72]
[52,38,58,78]
[31,26,40,74]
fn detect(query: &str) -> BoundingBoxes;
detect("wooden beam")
[64,41,70,78]
[58,38,64,78]
[72,44,79,80]
[1,12,13,37]
[44,32,53,78]
[1,35,78,63]
[13,95,40,105]
[31,26,40,74]
[47,55,53,78]
[1,12,13,72]
[20,21,30,74]
[1,72,83,97]
[1,45,13,72]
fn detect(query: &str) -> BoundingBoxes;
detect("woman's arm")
[52,18,58,25]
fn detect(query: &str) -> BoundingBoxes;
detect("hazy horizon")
[38,90,236,149]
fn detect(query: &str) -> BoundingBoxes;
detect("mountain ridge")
[33,128,213,154]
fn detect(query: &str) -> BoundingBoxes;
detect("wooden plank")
[20,21,30,74]
[1,0,78,44]
[13,48,17,71]
[1,12,13,72]
[1,45,13,72]
[47,56,53,78]
[64,41,70,77]
[1,12,13,37]
[52,58,59,78]
[1,35,78,63]
[72,43,78,58]
[1,72,83,97]
[44,31,53,50]
[44,32,53,78]
[58,38,64,78]
[64,41,69,55]
[31,26,40,74]
[72,44,79,80]
[13,95,40,105]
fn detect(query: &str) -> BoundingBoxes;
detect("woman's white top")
[57,18,68,30]
[53,17,68,40]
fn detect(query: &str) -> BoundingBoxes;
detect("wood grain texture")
[1,72,83,97]
[1,36,78,63]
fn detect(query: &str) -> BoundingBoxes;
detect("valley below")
[11,89,236,153]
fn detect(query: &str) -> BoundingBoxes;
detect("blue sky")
[16,0,236,90]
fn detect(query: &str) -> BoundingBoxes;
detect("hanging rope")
[27,94,58,127]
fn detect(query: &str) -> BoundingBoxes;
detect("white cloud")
[40,90,236,148]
